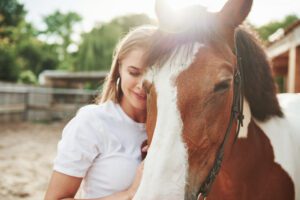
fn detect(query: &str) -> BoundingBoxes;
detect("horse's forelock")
[145,7,224,69]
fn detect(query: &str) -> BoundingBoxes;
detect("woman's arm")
[44,171,82,200]
[44,171,132,200]
[45,162,144,200]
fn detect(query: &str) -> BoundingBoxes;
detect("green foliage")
[0,35,57,81]
[75,14,154,71]
[17,38,59,76]
[76,23,122,71]
[275,76,285,93]
[0,0,25,81]
[84,82,101,90]
[0,0,62,82]
[43,11,82,37]
[42,10,82,70]
[0,41,20,81]
[0,0,26,39]
[18,70,37,84]
[255,14,299,41]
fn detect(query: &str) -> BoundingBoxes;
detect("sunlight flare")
[166,0,226,12]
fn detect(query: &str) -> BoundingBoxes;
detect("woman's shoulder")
[60,102,115,146]
[75,100,118,122]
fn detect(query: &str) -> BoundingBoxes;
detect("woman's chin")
[132,94,146,107]
[131,98,146,111]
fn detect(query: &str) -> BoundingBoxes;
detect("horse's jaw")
[134,43,203,200]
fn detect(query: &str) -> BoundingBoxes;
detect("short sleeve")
[53,105,103,177]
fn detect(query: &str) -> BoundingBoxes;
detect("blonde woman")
[45,25,157,200]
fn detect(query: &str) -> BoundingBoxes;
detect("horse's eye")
[214,80,230,93]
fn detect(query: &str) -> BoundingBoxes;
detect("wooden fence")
[0,83,99,123]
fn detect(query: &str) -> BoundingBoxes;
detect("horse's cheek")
[146,87,158,145]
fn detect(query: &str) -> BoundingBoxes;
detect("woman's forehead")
[120,48,147,69]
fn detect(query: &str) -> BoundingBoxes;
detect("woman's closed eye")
[128,67,142,77]
[129,71,141,77]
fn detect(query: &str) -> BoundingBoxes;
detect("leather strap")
[196,31,245,198]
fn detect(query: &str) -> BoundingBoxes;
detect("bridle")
[143,31,245,200]
[197,31,245,199]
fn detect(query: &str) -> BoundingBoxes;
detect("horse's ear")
[155,0,177,32]
[218,0,253,28]
[216,0,253,48]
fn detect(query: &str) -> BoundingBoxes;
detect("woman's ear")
[118,61,122,76]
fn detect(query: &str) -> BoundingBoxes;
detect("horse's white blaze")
[133,43,203,200]
[238,99,251,138]
[254,93,300,199]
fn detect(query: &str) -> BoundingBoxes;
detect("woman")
[45,25,157,200]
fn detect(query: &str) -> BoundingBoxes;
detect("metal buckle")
[198,193,207,200]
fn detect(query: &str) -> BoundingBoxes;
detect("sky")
[19,0,300,34]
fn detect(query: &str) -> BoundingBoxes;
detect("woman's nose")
[137,78,143,90]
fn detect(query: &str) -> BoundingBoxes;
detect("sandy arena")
[0,121,66,200]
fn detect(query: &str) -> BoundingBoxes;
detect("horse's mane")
[235,28,283,121]
[145,6,282,121]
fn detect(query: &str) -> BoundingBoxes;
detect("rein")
[197,31,245,199]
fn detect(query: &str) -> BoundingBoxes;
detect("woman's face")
[119,48,147,111]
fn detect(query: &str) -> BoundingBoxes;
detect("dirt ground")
[0,121,66,200]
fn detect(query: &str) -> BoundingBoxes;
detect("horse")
[133,0,300,199]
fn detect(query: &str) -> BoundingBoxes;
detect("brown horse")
[133,0,300,199]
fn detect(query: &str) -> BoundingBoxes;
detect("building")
[39,70,108,89]
[267,20,300,93]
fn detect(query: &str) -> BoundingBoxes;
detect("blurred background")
[0,0,299,199]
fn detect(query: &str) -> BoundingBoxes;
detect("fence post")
[24,90,29,121]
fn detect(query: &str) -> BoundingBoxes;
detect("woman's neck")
[120,98,146,123]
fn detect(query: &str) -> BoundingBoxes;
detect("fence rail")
[0,83,99,123]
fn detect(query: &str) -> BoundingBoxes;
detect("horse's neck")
[225,120,274,175]
[253,93,300,199]
[209,119,295,199]
[207,121,271,198]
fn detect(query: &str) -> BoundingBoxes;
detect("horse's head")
[134,0,282,199]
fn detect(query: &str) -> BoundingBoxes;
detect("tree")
[76,23,122,71]
[0,41,20,81]
[0,0,26,40]
[0,0,60,82]
[75,14,154,71]
[254,14,299,41]
[42,11,82,70]
[17,38,59,76]
[0,0,26,81]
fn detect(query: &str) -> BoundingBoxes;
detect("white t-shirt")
[53,100,147,198]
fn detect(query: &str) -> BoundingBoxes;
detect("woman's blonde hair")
[97,25,157,104]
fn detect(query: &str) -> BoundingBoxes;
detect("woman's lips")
[133,92,146,101]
